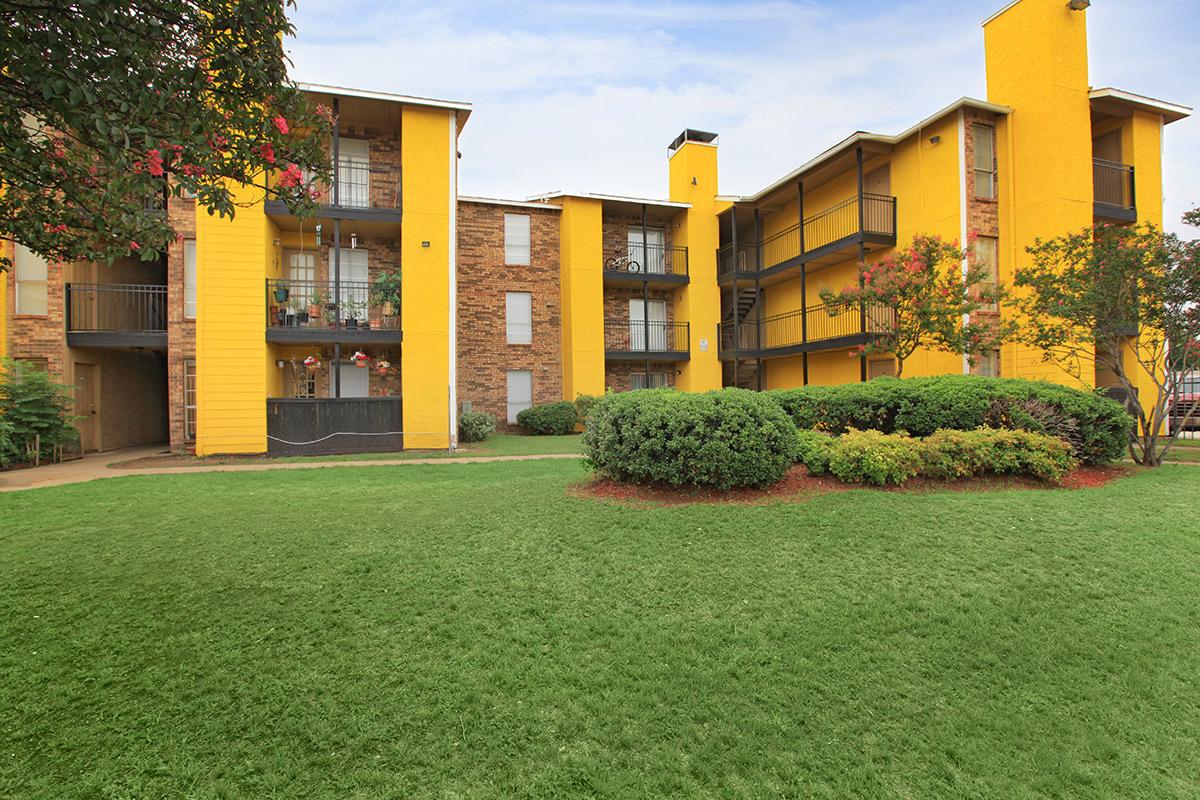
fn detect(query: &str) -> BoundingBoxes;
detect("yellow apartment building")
[1,0,1190,456]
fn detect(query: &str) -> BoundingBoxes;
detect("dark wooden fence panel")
[267,397,404,455]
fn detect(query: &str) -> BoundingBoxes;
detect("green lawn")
[2,462,1199,798]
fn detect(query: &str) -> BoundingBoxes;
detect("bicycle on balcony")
[604,254,642,273]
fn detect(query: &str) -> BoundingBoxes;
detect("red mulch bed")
[570,464,1133,507]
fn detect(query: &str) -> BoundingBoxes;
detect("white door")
[627,227,666,274]
[287,251,316,308]
[629,299,667,350]
[337,248,369,322]
[330,362,370,398]
[507,370,532,423]
[337,138,370,208]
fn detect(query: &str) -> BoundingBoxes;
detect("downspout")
[448,112,459,450]
[957,108,971,376]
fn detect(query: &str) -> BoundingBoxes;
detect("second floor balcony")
[718,192,897,284]
[65,283,167,348]
[266,278,403,344]
[718,300,895,359]
[603,319,690,361]
[603,242,689,287]
[1093,158,1136,222]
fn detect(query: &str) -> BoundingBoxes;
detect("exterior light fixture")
[1068,0,1090,9]
[929,135,941,145]
[350,233,358,249]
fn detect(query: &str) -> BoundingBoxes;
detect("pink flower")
[258,142,276,165]
[272,116,289,135]
[129,241,140,251]
[146,149,164,177]
[278,163,303,188]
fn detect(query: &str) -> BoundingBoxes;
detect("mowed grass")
[2,462,1199,798]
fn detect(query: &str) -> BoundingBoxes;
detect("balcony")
[603,242,689,287]
[65,283,167,348]
[1093,158,1136,223]
[264,157,401,227]
[717,300,895,359]
[718,193,897,285]
[265,278,403,345]
[604,319,690,361]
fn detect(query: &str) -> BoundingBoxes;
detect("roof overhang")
[296,82,473,129]
[1089,87,1191,125]
[526,191,690,216]
[458,195,561,211]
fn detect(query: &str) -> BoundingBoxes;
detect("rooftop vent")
[668,129,719,154]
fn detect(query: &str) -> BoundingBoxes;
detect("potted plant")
[273,284,290,304]
[308,290,326,321]
[304,355,321,372]
[371,270,402,328]
[375,359,391,375]
[351,350,369,368]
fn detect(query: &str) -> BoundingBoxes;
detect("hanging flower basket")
[351,350,369,368]
[303,356,321,372]
[375,359,391,375]
[273,286,290,304]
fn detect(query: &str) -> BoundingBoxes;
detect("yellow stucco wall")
[194,182,270,455]
[986,0,1094,387]
[668,141,723,392]
[400,105,456,449]
[558,196,605,401]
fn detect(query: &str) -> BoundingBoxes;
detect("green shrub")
[583,388,798,489]
[768,375,1129,464]
[922,428,1077,483]
[827,429,924,486]
[516,401,579,435]
[795,429,835,475]
[574,393,600,428]
[458,410,496,443]
[0,358,78,462]
[0,417,16,469]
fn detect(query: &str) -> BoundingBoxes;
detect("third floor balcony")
[1093,158,1136,223]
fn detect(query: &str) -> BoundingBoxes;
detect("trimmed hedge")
[517,401,579,435]
[769,375,1129,464]
[795,429,835,476]
[921,428,1076,483]
[827,430,923,486]
[458,410,496,443]
[583,388,798,489]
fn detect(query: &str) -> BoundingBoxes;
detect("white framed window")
[183,239,197,319]
[506,291,533,344]
[336,247,369,322]
[14,243,48,316]
[975,235,999,311]
[631,372,669,389]
[977,349,1000,378]
[336,138,370,208]
[183,359,197,441]
[629,298,667,351]
[627,226,666,274]
[506,369,532,423]
[973,125,996,200]
[504,214,531,266]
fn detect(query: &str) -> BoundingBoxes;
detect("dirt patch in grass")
[570,465,1134,507]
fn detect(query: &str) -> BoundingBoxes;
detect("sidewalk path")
[0,446,582,493]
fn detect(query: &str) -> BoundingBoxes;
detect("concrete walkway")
[0,446,581,493]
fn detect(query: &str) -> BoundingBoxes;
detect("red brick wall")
[605,361,678,392]
[5,260,66,377]
[167,194,197,450]
[456,201,563,430]
[964,109,1003,377]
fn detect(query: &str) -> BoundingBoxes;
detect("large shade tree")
[1013,211,1200,466]
[820,234,1012,377]
[0,0,332,270]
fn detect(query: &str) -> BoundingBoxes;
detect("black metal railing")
[717,193,897,276]
[66,283,167,332]
[279,157,399,211]
[266,278,400,331]
[608,242,689,277]
[1093,158,1135,211]
[718,300,895,354]
[604,319,690,353]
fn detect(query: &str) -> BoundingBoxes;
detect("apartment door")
[336,248,370,323]
[628,227,666,274]
[74,363,99,451]
[330,362,370,398]
[337,138,370,208]
[630,298,667,350]
[864,165,891,232]
[285,251,316,320]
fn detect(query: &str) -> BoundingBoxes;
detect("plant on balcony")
[375,360,391,375]
[303,355,321,372]
[1012,210,1200,466]
[819,234,1013,377]
[0,1,333,272]
[371,271,402,321]
[308,291,327,324]
[272,285,289,304]
[351,350,369,368]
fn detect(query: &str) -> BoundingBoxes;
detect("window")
[973,125,996,200]
[627,226,666,274]
[506,370,532,423]
[867,359,897,379]
[629,298,667,350]
[977,349,1000,378]
[183,239,197,319]
[504,214,531,265]
[331,362,369,398]
[336,248,369,322]
[975,235,999,311]
[14,243,47,315]
[505,291,533,344]
[336,138,370,208]
[631,372,669,389]
[183,359,197,441]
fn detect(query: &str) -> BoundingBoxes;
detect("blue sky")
[286,0,1199,233]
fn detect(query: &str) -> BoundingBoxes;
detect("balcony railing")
[718,300,895,354]
[607,242,689,277]
[66,283,166,332]
[266,278,399,331]
[604,319,690,354]
[718,193,897,276]
[1093,158,1135,212]
[275,157,399,213]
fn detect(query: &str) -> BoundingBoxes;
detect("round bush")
[516,401,578,435]
[583,388,798,489]
[795,429,835,475]
[827,429,923,486]
[458,410,496,443]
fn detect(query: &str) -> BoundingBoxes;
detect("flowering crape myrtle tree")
[1014,211,1200,466]
[819,234,1012,377]
[0,0,333,270]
